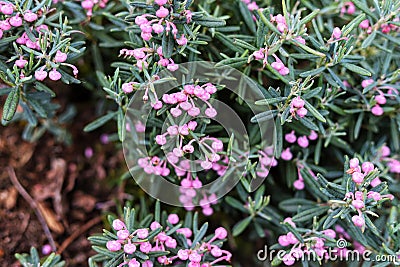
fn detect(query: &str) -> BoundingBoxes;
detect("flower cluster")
[278,218,338,266]
[103,215,232,266]
[134,0,191,45]
[80,0,109,17]
[256,146,277,177]
[252,48,290,76]
[346,158,394,229]
[1,2,78,81]
[120,46,178,72]
[161,83,218,118]
[289,96,308,119]
[241,0,260,12]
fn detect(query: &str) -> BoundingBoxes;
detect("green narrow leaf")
[191,222,208,248]
[342,63,371,76]
[304,100,326,122]
[2,87,19,124]
[351,0,378,21]
[362,31,376,48]
[342,13,366,36]
[193,17,226,27]
[274,117,283,158]
[299,9,320,26]
[83,112,116,132]
[238,1,256,33]
[162,33,174,58]
[232,216,252,236]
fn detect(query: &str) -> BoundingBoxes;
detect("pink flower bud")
[165,237,177,248]
[49,69,61,81]
[293,179,304,190]
[167,63,179,71]
[279,67,290,76]
[140,242,152,253]
[24,11,38,22]
[84,147,93,158]
[281,148,293,161]
[203,207,214,216]
[277,22,287,32]
[135,15,148,25]
[189,252,202,263]
[352,172,364,184]
[117,229,130,240]
[371,105,384,116]
[178,249,189,260]
[187,121,197,130]
[296,107,307,118]
[0,20,11,31]
[54,50,67,63]
[155,0,168,5]
[177,227,192,238]
[171,107,182,117]
[211,247,222,257]
[294,36,306,45]
[176,35,188,46]
[128,259,140,267]
[282,253,295,266]
[361,161,374,173]
[205,107,217,118]
[35,68,48,81]
[322,229,336,239]
[297,136,309,148]
[286,232,298,244]
[283,217,296,228]
[122,83,134,93]
[188,107,200,117]
[352,215,365,228]
[291,96,305,108]
[308,130,318,140]
[42,244,52,255]
[106,240,121,251]
[81,0,94,9]
[349,158,359,168]
[15,58,28,68]
[167,214,179,224]
[141,32,152,41]
[136,228,149,239]
[285,131,297,143]
[381,146,390,157]
[9,15,22,27]
[352,199,365,209]
[332,27,342,39]
[155,135,166,145]
[156,6,169,18]
[112,219,125,231]
[1,4,14,15]
[361,79,374,88]
[212,140,223,150]
[150,221,161,230]
[253,49,264,60]
[124,243,136,254]
[201,160,212,169]
[375,94,386,105]
[152,23,164,34]
[271,61,284,71]
[214,227,228,239]
[359,19,369,29]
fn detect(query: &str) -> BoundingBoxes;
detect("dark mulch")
[0,85,127,266]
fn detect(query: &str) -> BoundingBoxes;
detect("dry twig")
[7,167,57,251]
